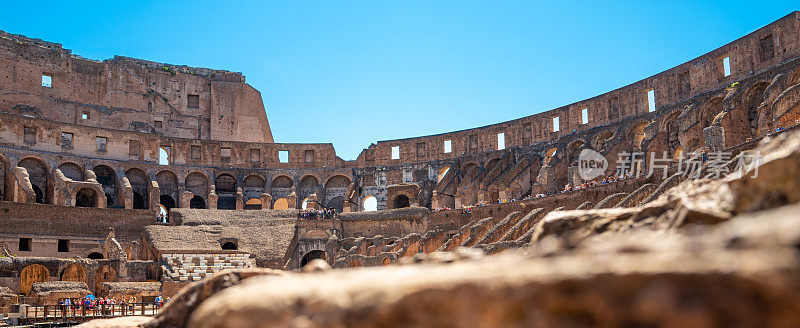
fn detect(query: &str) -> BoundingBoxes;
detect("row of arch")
[4,155,353,212]
[19,262,123,295]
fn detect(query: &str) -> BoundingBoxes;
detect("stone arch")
[273,198,289,210]
[628,122,648,150]
[661,111,682,156]
[324,175,351,189]
[300,250,327,267]
[58,162,83,181]
[566,139,587,166]
[393,194,410,209]
[271,175,294,202]
[300,175,319,200]
[20,264,50,295]
[324,175,350,208]
[245,198,262,210]
[60,263,87,283]
[190,195,206,209]
[93,165,117,207]
[742,82,769,138]
[215,173,237,210]
[156,170,179,204]
[18,157,48,204]
[460,161,480,172]
[593,131,615,152]
[185,172,209,202]
[272,175,294,188]
[95,265,117,293]
[327,196,345,213]
[75,188,97,207]
[215,173,237,192]
[700,97,724,128]
[485,157,502,171]
[125,168,149,209]
[221,242,238,250]
[244,174,266,189]
[242,173,265,199]
[461,162,480,179]
[363,195,378,212]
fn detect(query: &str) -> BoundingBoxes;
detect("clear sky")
[0,1,796,159]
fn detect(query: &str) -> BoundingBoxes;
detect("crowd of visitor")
[56,294,170,314]
[299,208,337,220]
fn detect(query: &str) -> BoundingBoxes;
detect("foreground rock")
[82,131,800,328]
[144,268,284,328]
[181,204,800,328]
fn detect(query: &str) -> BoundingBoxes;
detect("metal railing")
[22,302,164,323]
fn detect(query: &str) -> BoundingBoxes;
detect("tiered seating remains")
[161,253,255,282]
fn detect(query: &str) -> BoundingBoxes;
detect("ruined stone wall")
[353,12,800,166]
[0,31,273,144]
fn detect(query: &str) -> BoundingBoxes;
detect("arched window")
[363,196,378,212]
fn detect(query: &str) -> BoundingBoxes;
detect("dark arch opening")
[393,194,410,209]
[133,192,146,209]
[327,196,344,213]
[32,185,44,204]
[190,195,206,209]
[160,195,175,211]
[75,188,96,207]
[300,250,327,267]
[160,195,175,223]
[221,242,238,250]
[87,252,104,259]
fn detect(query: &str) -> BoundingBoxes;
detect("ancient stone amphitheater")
[0,11,798,328]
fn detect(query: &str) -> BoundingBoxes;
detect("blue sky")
[0,1,796,159]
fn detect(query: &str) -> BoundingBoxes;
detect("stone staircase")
[161,252,256,282]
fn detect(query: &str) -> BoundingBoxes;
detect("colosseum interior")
[0,10,799,328]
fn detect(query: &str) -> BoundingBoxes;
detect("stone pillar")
[208,186,218,209]
[703,126,726,152]
[149,181,160,210]
[180,190,194,208]
[260,193,272,210]
[287,191,297,209]
[235,187,244,210]
[12,167,35,203]
[454,197,462,209]
[120,176,133,210]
